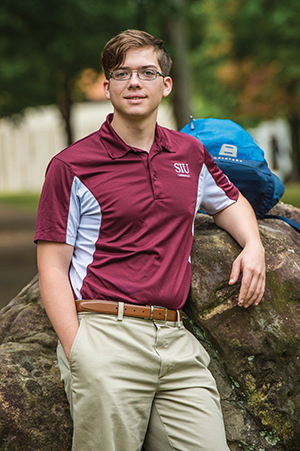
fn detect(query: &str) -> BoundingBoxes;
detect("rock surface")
[0,276,72,451]
[0,202,299,450]
[185,202,300,451]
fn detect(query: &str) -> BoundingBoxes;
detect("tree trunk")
[288,117,300,181]
[57,86,73,146]
[166,0,192,131]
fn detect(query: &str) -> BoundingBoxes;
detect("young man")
[35,30,265,451]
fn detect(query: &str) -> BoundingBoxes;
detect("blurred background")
[0,0,300,309]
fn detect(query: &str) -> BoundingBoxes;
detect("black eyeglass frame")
[108,68,165,81]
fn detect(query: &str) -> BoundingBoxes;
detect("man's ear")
[103,79,110,101]
[162,76,173,98]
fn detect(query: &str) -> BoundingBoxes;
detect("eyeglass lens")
[111,68,162,81]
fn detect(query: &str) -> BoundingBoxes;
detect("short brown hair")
[101,29,172,79]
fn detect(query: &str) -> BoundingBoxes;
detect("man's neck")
[111,113,157,153]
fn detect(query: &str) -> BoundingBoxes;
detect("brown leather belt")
[76,299,182,322]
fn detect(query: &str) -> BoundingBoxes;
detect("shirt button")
[153,174,157,181]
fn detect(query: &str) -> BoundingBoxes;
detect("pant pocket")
[69,314,86,366]
[186,328,211,367]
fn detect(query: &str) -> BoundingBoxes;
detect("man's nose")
[128,71,142,87]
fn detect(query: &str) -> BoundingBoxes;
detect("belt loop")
[164,308,168,321]
[176,310,181,328]
[117,302,124,321]
[150,305,154,320]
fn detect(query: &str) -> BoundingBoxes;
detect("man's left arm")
[213,192,265,308]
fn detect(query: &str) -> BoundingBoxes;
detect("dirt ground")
[0,203,37,309]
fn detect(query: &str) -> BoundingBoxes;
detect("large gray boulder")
[185,202,300,451]
[0,202,299,451]
[0,277,72,450]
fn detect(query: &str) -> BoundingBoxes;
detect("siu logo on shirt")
[174,162,190,178]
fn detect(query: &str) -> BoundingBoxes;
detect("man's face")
[103,46,172,122]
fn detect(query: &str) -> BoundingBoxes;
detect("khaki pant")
[57,312,230,451]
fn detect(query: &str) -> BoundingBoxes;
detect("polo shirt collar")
[100,113,175,159]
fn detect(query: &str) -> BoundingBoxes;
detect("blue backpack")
[181,117,300,231]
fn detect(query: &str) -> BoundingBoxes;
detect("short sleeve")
[200,148,239,215]
[34,158,76,243]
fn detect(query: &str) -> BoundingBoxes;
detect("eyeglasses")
[108,68,164,81]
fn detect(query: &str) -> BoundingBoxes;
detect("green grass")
[281,182,300,209]
[0,183,299,212]
[0,192,40,211]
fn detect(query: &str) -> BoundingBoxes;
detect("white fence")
[0,102,291,194]
[0,101,176,194]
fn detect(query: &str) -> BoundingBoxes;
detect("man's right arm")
[37,240,79,360]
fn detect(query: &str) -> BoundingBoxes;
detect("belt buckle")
[154,305,168,321]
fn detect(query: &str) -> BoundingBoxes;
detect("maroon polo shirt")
[35,114,239,309]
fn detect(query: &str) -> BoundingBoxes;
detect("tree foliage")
[187,0,300,178]
[1,0,300,177]
[0,0,192,143]
[0,0,136,142]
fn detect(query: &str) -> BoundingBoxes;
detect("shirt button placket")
[149,153,163,199]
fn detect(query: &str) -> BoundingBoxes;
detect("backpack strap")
[264,215,300,233]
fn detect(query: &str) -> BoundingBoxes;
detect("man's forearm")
[39,269,79,359]
[37,241,79,359]
[213,193,265,307]
[213,193,262,249]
